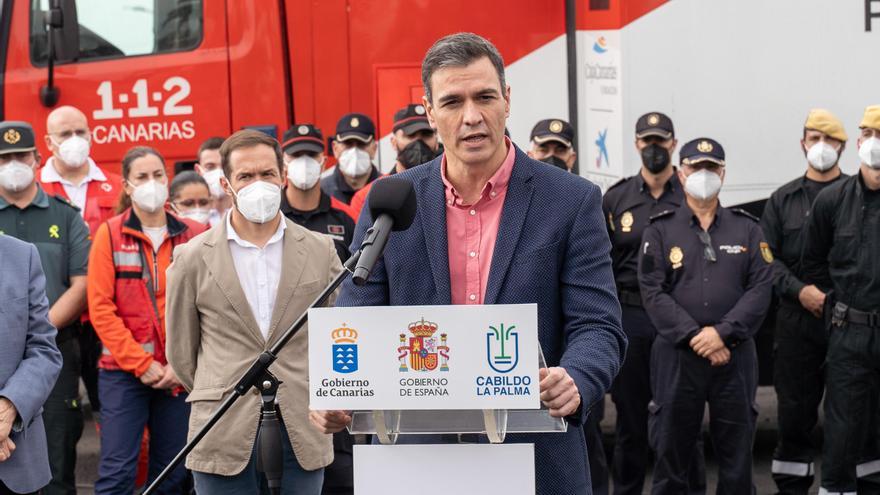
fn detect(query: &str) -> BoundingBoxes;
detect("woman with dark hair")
[87,146,207,494]
[169,171,212,225]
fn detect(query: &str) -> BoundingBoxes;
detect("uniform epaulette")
[731,208,759,223]
[50,194,81,212]
[648,209,675,222]
[605,176,629,192]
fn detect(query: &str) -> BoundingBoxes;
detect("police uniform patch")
[549,120,563,133]
[669,246,683,269]
[298,125,310,135]
[415,105,426,115]
[328,225,345,235]
[621,211,634,233]
[351,117,360,128]
[697,140,714,153]
[760,242,774,263]
[648,114,660,126]
[3,129,20,145]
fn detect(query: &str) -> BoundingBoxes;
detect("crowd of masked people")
[0,96,879,495]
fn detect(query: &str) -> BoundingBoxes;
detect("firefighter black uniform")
[760,109,849,494]
[803,105,880,495]
[638,138,773,495]
[602,112,707,495]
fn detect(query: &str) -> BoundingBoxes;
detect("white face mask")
[176,208,212,225]
[229,180,281,224]
[53,135,91,168]
[684,168,723,200]
[858,136,880,169]
[806,142,839,172]
[202,168,226,198]
[338,146,372,177]
[0,160,35,192]
[287,155,322,190]
[130,180,169,213]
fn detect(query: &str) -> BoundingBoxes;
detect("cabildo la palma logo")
[487,323,519,373]
[332,324,358,373]
[477,323,531,397]
[398,318,450,372]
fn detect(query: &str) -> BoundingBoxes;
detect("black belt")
[618,290,643,308]
[832,302,880,328]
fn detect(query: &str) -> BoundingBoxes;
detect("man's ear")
[566,150,577,169]
[423,95,437,129]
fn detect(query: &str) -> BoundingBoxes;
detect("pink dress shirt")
[441,138,516,305]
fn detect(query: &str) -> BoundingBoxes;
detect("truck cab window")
[30,0,202,65]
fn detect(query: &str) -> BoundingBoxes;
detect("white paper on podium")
[353,444,535,494]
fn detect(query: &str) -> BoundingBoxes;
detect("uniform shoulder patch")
[731,208,759,223]
[606,176,629,192]
[648,209,675,223]
[50,194,81,212]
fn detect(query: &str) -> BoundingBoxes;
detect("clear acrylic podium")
[347,348,568,444]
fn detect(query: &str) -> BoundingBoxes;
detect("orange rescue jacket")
[87,209,206,376]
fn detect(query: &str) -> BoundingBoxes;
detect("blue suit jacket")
[0,235,62,493]
[337,147,626,495]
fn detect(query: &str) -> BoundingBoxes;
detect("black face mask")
[541,155,569,171]
[641,143,671,174]
[397,139,438,171]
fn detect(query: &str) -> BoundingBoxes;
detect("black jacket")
[803,172,880,311]
[760,174,846,304]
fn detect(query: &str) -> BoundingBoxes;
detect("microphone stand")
[143,249,362,494]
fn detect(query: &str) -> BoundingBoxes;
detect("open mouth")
[462,133,488,145]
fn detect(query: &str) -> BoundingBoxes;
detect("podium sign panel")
[353,444,535,495]
[308,304,540,410]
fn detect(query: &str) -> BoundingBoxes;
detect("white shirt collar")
[226,211,287,249]
[41,157,107,185]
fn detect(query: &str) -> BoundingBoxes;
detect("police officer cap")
[0,121,37,155]
[335,113,375,144]
[393,104,433,135]
[635,112,674,139]
[859,104,880,130]
[530,119,574,148]
[282,124,324,155]
[804,109,847,142]
[680,137,725,166]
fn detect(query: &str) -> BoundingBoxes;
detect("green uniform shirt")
[0,186,91,305]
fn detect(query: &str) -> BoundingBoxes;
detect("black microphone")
[352,177,417,285]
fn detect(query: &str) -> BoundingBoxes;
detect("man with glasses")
[38,105,122,442]
[638,138,773,494]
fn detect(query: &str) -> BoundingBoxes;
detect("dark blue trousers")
[95,370,190,495]
[649,338,757,495]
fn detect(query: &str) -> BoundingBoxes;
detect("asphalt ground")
[71,386,823,494]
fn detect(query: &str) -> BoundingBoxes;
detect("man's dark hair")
[421,32,506,103]
[219,130,283,179]
[197,136,225,160]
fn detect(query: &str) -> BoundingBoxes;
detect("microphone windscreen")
[367,177,417,231]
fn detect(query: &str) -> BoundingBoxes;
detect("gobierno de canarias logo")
[397,318,450,372]
[332,324,358,374]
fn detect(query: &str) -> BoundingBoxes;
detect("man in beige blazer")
[166,130,342,494]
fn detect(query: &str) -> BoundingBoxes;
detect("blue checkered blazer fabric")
[337,146,625,495]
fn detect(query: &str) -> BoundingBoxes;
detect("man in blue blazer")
[0,234,63,494]
[310,33,625,495]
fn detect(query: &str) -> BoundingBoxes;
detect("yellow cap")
[804,109,847,142]
[859,105,880,130]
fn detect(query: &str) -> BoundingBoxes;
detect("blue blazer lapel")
[485,149,535,305]
[416,160,452,304]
